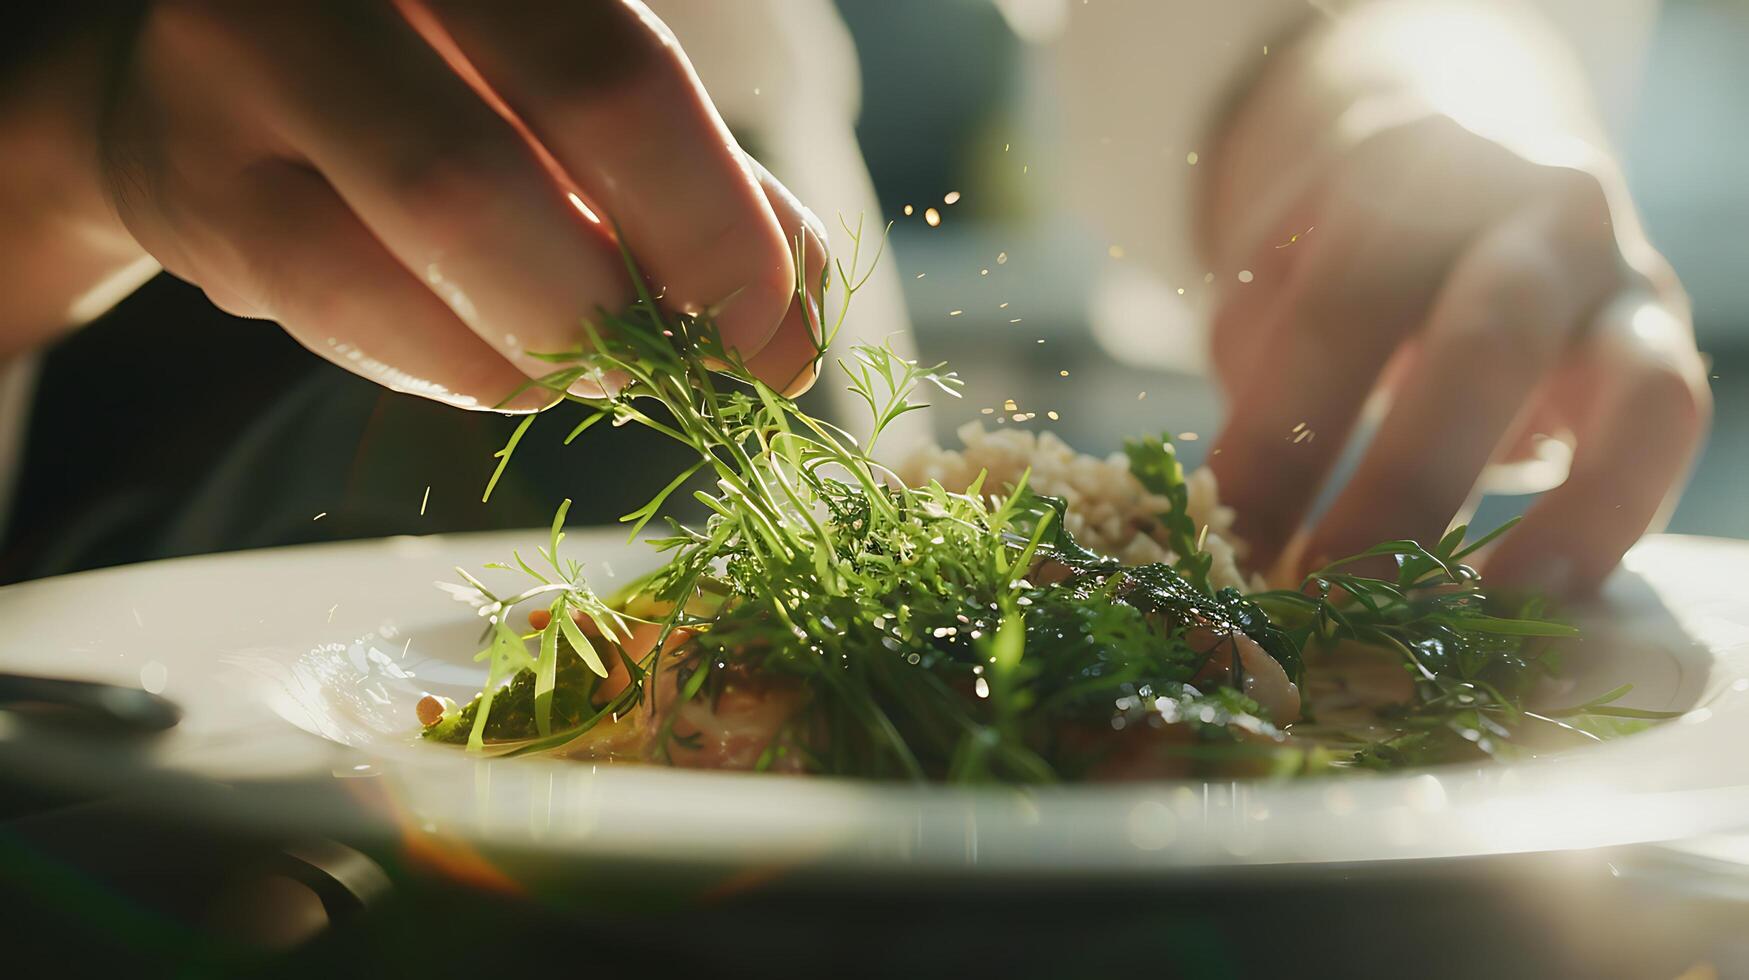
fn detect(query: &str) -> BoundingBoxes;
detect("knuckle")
[199,281,264,320]
[1348,112,1469,169]
[1338,114,1475,207]
[1541,167,1621,264]
[1545,167,1614,226]
[1625,350,1711,437]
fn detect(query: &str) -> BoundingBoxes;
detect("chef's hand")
[1202,3,1710,597]
[6,0,825,406]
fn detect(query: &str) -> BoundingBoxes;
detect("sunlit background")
[840,0,1749,537]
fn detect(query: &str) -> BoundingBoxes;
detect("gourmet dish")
[417,229,1662,781]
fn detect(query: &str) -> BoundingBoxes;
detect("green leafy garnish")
[420,219,1658,780]
[1125,433,1214,594]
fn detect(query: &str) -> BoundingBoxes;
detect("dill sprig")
[428,499,629,752]
[426,219,1662,780]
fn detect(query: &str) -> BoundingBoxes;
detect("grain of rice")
[896,423,1260,592]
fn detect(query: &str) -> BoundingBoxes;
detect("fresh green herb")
[438,498,629,751]
[1124,433,1214,593]
[424,220,1662,780]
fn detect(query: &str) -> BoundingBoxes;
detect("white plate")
[3,530,1749,878]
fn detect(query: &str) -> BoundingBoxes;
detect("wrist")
[0,3,154,360]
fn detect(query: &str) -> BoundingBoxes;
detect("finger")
[1484,293,1711,596]
[1301,215,1595,567]
[741,291,823,397]
[1207,220,1422,571]
[217,160,551,412]
[1207,115,1483,403]
[416,0,797,360]
[252,1,629,377]
[741,161,828,396]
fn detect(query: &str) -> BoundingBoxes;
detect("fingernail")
[750,155,828,247]
[715,280,793,357]
[516,389,565,412]
[799,204,829,253]
[783,361,821,398]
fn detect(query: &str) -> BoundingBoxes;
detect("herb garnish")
[426,221,1666,779]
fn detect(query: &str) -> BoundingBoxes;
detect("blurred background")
[841,0,1749,537]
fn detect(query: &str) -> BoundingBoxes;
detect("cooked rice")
[896,422,1260,593]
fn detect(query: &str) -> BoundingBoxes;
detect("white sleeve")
[1047,0,1312,286]
[1039,0,1314,371]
